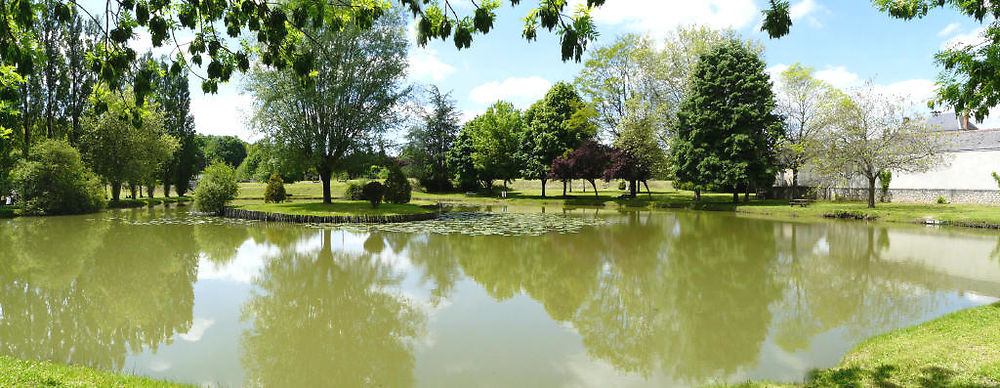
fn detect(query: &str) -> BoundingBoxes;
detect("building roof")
[926,111,978,132]
[942,128,1000,152]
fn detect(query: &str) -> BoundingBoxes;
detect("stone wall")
[812,187,1000,205]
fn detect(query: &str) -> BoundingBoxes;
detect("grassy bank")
[235,180,1000,228]
[232,200,437,217]
[719,302,1000,387]
[107,196,192,209]
[0,356,190,387]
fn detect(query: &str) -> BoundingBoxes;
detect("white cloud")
[815,66,861,89]
[766,63,790,84]
[789,0,826,28]
[468,76,552,108]
[570,0,759,37]
[937,22,961,37]
[941,26,987,50]
[190,90,255,140]
[178,318,216,342]
[409,48,456,82]
[882,79,938,107]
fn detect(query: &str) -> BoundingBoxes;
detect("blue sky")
[182,0,991,140]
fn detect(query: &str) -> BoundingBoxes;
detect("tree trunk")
[792,167,799,188]
[562,181,567,197]
[629,180,637,197]
[733,191,739,203]
[111,183,121,202]
[147,184,155,198]
[541,178,546,197]
[643,180,651,198]
[589,179,599,198]
[867,176,876,209]
[320,169,333,204]
[582,180,586,192]
[694,188,701,201]
[163,182,171,198]
[744,189,750,203]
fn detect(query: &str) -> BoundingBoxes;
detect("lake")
[1,205,998,387]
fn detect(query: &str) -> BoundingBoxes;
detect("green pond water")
[1,205,999,387]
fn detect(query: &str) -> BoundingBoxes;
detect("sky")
[171,0,992,141]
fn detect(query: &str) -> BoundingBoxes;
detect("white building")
[780,111,1000,204]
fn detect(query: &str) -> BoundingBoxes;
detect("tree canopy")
[247,11,408,203]
[517,82,596,197]
[671,40,782,202]
[401,85,461,192]
[0,0,607,117]
[807,85,948,208]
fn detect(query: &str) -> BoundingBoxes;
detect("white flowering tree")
[808,84,948,208]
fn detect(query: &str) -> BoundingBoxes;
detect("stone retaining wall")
[771,186,1000,205]
[219,207,439,224]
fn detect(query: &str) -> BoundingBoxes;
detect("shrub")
[936,196,949,204]
[879,170,892,202]
[194,162,239,213]
[263,173,287,203]
[383,164,411,204]
[367,165,389,180]
[618,181,627,190]
[345,179,368,200]
[362,181,385,208]
[11,140,105,215]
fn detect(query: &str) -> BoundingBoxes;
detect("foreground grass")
[0,356,190,387]
[232,200,436,216]
[717,302,1000,387]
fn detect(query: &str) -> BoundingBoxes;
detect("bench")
[789,198,813,207]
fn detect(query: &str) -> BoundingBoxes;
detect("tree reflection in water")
[0,210,200,370]
[0,206,990,387]
[403,210,963,384]
[240,229,425,387]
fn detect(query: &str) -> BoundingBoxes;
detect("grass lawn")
[718,302,1000,387]
[232,200,437,216]
[0,355,191,387]
[237,179,1000,228]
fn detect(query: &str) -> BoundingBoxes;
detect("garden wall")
[770,187,1000,205]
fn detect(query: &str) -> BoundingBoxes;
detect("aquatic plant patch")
[319,211,607,236]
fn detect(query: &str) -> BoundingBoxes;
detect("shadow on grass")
[806,364,970,388]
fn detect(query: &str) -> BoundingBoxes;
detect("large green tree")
[197,135,247,168]
[401,85,460,192]
[247,12,408,204]
[79,86,178,201]
[517,82,596,197]
[671,41,782,202]
[463,100,523,190]
[575,27,761,140]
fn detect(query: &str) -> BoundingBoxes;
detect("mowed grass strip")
[0,355,191,387]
